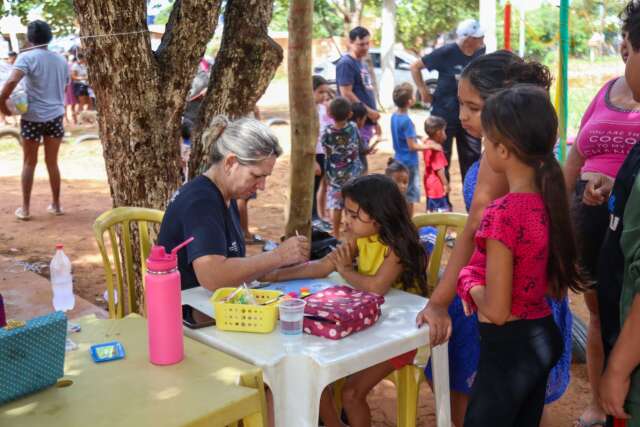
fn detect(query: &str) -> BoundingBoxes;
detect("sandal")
[574,418,607,427]
[15,207,30,221]
[47,204,64,216]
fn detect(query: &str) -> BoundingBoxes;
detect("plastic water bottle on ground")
[50,244,75,312]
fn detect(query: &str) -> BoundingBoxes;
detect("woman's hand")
[327,242,355,274]
[416,302,452,346]
[582,174,614,206]
[274,235,310,267]
[314,161,321,176]
[599,367,631,419]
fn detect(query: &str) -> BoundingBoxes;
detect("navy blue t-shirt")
[421,43,485,123]
[157,175,246,290]
[336,54,376,110]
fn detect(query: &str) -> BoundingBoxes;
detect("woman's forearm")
[607,294,640,377]
[194,251,288,291]
[267,258,334,282]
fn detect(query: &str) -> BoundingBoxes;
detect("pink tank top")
[576,78,640,178]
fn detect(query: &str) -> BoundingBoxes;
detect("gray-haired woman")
[158,116,309,291]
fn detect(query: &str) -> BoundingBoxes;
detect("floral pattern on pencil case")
[303,286,384,340]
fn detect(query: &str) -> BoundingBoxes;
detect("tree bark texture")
[285,0,317,240]
[188,0,284,177]
[73,0,222,312]
[73,0,222,209]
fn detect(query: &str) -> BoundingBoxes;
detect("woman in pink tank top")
[563,32,640,427]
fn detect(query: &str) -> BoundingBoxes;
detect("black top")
[421,43,485,123]
[158,175,246,290]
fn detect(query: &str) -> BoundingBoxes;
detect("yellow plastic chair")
[388,212,468,427]
[93,207,164,318]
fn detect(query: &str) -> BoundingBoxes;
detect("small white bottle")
[50,244,75,312]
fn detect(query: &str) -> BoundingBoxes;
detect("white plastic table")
[182,286,451,427]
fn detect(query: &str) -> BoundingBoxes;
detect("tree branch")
[155,0,223,121]
[188,0,284,176]
[328,0,351,21]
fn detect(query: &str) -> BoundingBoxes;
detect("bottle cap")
[146,237,194,272]
[146,245,176,272]
[55,243,63,250]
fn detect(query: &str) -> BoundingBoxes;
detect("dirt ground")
[0,110,591,425]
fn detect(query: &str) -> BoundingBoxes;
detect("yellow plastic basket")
[210,287,282,333]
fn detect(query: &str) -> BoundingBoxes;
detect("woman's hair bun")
[505,60,553,92]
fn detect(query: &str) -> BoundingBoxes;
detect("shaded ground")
[0,107,591,425]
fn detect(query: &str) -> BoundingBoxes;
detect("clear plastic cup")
[278,298,306,335]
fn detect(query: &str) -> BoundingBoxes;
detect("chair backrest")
[413,212,468,294]
[93,207,164,318]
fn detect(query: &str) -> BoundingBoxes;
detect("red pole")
[504,1,512,51]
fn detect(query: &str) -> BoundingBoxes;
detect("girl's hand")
[416,302,452,346]
[462,286,484,316]
[327,243,355,273]
[599,368,631,419]
[314,161,321,176]
[461,298,474,317]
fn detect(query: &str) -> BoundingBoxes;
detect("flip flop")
[15,207,30,221]
[47,204,64,216]
[574,417,607,427]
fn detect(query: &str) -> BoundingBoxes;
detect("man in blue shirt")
[410,19,485,182]
[335,26,380,135]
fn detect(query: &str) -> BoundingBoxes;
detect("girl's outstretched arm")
[469,239,513,325]
[416,155,509,345]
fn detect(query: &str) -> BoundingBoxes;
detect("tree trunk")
[188,0,284,176]
[285,0,317,240]
[73,0,222,208]
[73,0,222,311]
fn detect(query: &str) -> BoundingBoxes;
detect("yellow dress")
[355,234,421,295]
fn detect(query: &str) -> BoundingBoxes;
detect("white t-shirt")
[13,48,68,122]
[71,62,88,85]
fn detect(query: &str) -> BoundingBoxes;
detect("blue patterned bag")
[0,311,67,404]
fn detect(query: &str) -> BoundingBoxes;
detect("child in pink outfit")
[457,193,552,319]
[422,115,451,212]
[455,85,587,427]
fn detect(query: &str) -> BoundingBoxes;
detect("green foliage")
[496,0,628,61]
[271,0,344,38]
[6,0,76,35]
[154,3,174,25]
[395,0,479,51]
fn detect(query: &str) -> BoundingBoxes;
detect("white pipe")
[519,7,525,57]
[479,0,497,53]
[379,0,395,108]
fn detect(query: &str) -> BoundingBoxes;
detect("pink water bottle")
[145,237,193,365]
